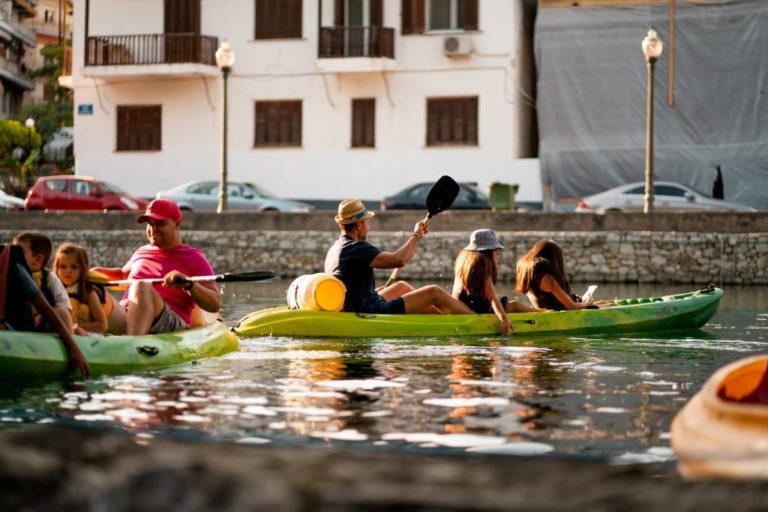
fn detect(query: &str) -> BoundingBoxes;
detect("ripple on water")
[315,379,407,391]
[383,432,507,449]
[468,442,555,456]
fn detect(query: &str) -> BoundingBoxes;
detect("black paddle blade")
[426,175,460,218]
[217,271,278,283]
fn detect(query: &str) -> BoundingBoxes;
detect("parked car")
[25,176,148,211]
[381,182,489,210]
[575,181,756,213]
[0,189,25,210]
[155,181,315,212]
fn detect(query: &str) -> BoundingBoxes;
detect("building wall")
[71,0,541,202]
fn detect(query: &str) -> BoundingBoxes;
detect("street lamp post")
[641,29,663,214]
[24,118,35,190]
[25,117,35,150]
[215,40,235,213]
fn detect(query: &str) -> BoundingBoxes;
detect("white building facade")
[70,0,539,203]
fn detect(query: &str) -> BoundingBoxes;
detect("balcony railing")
[319,26,394,59]
[85,33,218,66]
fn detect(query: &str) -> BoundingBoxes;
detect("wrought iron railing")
[318,26,394,59]
[85,33,218,66]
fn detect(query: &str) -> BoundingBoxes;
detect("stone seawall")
[3,229,766,284]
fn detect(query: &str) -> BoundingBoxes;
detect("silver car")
[575,181,756,213]
[156,181,315,212]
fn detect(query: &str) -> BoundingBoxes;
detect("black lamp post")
[215,40,235,214]
[641,29,663,214]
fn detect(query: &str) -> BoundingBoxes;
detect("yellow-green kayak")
[234,288,723,339]
[0,322,238,379]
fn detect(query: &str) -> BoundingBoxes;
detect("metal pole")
[217,66,230,213]
[643,57,656,214]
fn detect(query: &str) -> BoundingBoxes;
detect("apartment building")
[25,0,71,105]
[71,0,539,202]
[0,0,35,118]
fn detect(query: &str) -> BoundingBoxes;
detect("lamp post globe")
[641,29,663,214]
[216,40,235,214]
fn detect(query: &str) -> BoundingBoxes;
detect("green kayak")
[234,288,723,339]
[0,322,238,379]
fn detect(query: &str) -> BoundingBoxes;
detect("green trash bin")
[488,182,519,211]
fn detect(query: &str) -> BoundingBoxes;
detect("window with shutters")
[254,101,302,147]
[351,99,375,148]
[426,97,478,146]
[402,0,477,34]
[116,106,161,151]
[255,0,303,39]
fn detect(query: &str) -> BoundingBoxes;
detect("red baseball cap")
[137,198,182,223]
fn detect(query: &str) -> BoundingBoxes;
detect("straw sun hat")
[335,198,375,225]
[464,228,504,251]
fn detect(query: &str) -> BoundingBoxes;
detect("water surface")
[1,282,766,466]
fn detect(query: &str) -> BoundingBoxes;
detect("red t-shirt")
[121,244,214,326]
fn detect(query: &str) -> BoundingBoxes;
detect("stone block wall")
[3,229,766,284]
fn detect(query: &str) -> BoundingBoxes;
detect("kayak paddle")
[90,270,278,287]
[384,175,460,287]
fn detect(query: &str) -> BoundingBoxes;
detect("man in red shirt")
[95,199,221,335]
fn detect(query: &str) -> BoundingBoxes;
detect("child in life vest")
[451,229,541,336]
[13,231,73,333]
[54,243,109,335]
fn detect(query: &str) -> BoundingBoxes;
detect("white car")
[0,189,25,210]
[575,181,756,213]
[155,181,315,212]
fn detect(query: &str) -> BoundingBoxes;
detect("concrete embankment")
[1,211,766,284]
[2,426,768,511]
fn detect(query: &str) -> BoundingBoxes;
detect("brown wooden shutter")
[352,99,375,148]
[402,0,425,35]
[371,0,383,26]
[463,0,478,31]
[334,0,344,25]
[426,97,477,146]
[255,101,302,147]
[164,0,200,33]
[255,0,302,39]
[255,0,268,38]
[117,106,161,151]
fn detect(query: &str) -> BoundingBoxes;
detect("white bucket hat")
[464,229,504,251]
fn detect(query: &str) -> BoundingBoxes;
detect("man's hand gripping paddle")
[384,175,460,287]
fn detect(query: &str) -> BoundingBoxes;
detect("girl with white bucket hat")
[452,229,540,335]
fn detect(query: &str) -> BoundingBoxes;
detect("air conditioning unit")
[443,36,471,57]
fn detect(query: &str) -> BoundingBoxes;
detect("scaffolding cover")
[535,0,768,209]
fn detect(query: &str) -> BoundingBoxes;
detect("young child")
[0,243,90,378]
[54,243,108,335]
[13,232,74,333]
[452,229,540,335]
[515,239,595,311]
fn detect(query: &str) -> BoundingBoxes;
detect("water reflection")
[0,282,765,463]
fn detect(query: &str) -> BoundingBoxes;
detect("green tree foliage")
[0,119,42,193]
[19,44,73,145]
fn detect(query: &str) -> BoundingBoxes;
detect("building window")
[402,0,477,34]
[351,99,375,148]
[116,106,161,151]
[254,100,302,147]
[255,0,303,39]
[426,97,478,146]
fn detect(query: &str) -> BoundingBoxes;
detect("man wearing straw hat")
[325,199,472,315]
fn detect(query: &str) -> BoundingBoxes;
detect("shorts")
[108,303,189,334]
[365,296,405,315]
